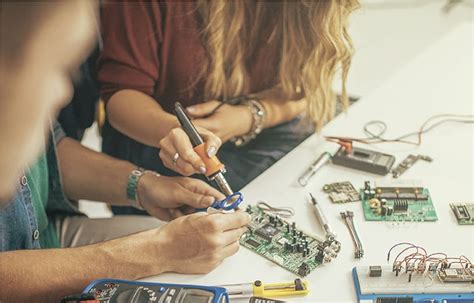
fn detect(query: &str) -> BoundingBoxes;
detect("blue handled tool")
[197,192,244,212]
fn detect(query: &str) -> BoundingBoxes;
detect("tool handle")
[175,102,204,147]
[194,143,225,177]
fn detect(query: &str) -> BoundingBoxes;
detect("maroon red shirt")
[98,1,281,113]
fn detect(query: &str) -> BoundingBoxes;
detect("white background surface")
[145,21,474,302]
[79,2,474,302]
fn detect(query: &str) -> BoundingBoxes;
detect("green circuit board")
[360,181,438,222]
[240,205,341,277]
[450,203,474,225]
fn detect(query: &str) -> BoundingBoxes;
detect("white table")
[147,22,474,303]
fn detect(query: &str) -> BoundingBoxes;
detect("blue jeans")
[103,116,314,215]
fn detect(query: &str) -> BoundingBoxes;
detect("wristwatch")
[232,98,267,146]
[127,168,160,210]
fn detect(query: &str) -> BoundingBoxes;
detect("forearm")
[253,88,307,128]
[57,137,136,205]
[107,89,179,147]
[0,230,162,303]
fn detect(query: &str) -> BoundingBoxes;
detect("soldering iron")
[174,102,234,197]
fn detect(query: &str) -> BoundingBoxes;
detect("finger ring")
[172,152,180,165]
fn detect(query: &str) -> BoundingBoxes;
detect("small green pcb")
[450,203,474,225]
[360,181,438,222]
[240,205,340,277]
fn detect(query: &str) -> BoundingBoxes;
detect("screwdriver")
[222,278,309,300]
[309,193,336,240]
[174,102,233,196]
[298,151,332,187]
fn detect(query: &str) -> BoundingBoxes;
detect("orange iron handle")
[194,143,225,177]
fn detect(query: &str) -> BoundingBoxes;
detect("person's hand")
[152,210,251,274]
[159,126,222,176]
[138,174,225,221]
[187,101,253,143]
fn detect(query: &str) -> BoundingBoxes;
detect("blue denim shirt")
[0,122,81,252]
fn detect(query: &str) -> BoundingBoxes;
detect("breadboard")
[353,266,474,295]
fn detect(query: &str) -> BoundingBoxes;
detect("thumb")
[186,101,221,118]
[177,188,217,209]
[177,178,225,208]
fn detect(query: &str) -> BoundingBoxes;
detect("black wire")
[201,95,249,118]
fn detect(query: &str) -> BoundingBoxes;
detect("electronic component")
[341,211,364,259]
[391,154,433,178]
[360,180,437,222]
[353,266,474,303]
[450,203,474,225]
[241,205,340,277]
[331,146,395,175]
[255,224,280,242]
[369,266,382,277]
[438,268,474,283]
[322,181,360,203]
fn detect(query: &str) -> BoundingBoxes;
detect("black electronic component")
[297,262,311,276]
[450,203,474,225]
[332,146,395,175]
[246,239,261,249]
[255,224,280,242]
[394,200,408,212]
[369,266,383,277]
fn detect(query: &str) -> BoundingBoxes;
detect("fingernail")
[207,146,217,158]
[186,106,196,113]
[199,166,207,174]
[246,213,252,222]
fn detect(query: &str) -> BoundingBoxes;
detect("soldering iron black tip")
[309,193,317,205]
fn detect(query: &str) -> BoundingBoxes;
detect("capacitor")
[297,244,303,253]
[387,207,394,216]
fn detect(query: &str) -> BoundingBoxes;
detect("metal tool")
[223,279,309,300]
[309,193,336,240]
[298,151,332,187]
[340,211,364,259]
[174,102,233,196]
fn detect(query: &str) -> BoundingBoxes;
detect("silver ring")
[172,152,180,166]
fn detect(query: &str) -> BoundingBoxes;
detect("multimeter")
[82,279,229,303]
[332,146,395,175]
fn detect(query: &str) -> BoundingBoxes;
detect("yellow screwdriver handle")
[252,280,310,297]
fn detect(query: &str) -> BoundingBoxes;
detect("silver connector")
[212,172,234,196]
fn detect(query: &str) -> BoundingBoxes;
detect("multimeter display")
[83,279,229,303]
